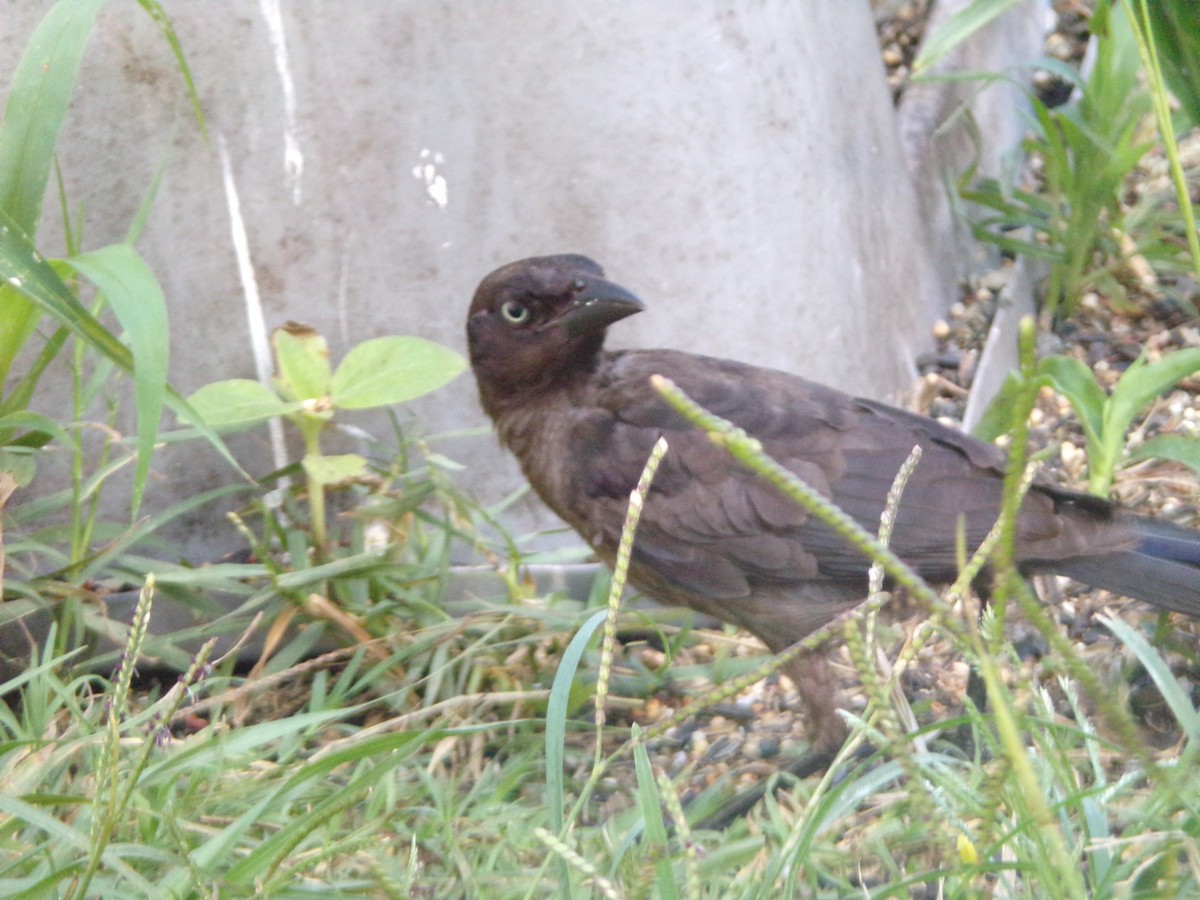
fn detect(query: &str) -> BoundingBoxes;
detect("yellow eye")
[500,300,530,324]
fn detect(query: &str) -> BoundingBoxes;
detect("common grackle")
[467,254,1200,755]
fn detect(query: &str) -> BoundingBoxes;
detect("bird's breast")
[493,397,611,529]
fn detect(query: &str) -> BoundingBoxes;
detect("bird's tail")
[1054,516,1200,617]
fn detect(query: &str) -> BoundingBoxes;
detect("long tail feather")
[1055,516,1200,617]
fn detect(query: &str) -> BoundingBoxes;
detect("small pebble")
[1046,32,1073,60]
[639,647,666,669]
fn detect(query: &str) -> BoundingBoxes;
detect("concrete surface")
[1,1,1047,563]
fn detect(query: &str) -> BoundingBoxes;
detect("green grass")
[1,410,1198,898]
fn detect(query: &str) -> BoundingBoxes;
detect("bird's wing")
[569,350,1027,599]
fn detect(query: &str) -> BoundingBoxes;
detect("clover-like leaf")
[331,336,464,410]
[272,324,332,402]
[186,379,301,431]
[302,452,369,487]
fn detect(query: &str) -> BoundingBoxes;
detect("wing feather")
[560,349,1046,598]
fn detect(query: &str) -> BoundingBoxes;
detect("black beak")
[558,273,645,337]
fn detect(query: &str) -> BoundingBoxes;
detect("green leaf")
[0,317,70,420]
[67,245,170,516]
[0,793,161,897]
[0,410,71,448]
[1039,355,1107,445]
[301,452,368,487]
[1100,613,1200,743]
[0,449,36,486]
[271,325,331,402]
[0,0,111,233]
[1105,348,1200,441]
[1145,0,1200,127]
[0,214,133,372]
[331,336,464,410]
[971,371,1051,443]
[0,214,249,480]
[1042,355,1117,493]
[272,548,392,590]
[0,281,41,390]
[1127,434,1200,478]
[633,737,679,900]
[134,0,208,140]
[186,379,299,430]
[912,0,1024,76]
[545,610,607,844]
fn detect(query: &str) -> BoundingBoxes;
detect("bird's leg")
[691,650,850,831]
[785,650,850,753]
[691,748,837,831]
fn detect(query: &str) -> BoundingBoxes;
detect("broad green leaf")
[0,449,36,486]
[67,245,170,516]
[301,452,368,487]
[186,379,299,430]
[1127,433,1200,478]
[1106,348,1200,440]
[0,214,134,397]
[271,324,331,402]
[1039,355,1107,445]
[0,408,64,486]
[331,336,464,410]
[1042,355,1118,493]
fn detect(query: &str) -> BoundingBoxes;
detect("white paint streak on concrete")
[218,135,290,484]
[412,148,449,208]
[259,0,304,204]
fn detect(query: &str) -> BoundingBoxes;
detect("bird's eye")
[500,300,530,324]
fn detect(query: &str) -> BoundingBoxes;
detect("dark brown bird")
[467,254,1200,754]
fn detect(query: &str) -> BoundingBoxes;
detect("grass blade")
[0,0,110,233]
[912,0,1025,76]
[0,0,110,386]
[67,245,170,517]
[545,609,606,897]
[1100,613,1200,743]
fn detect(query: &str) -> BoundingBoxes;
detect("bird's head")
[467,255,644,416]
